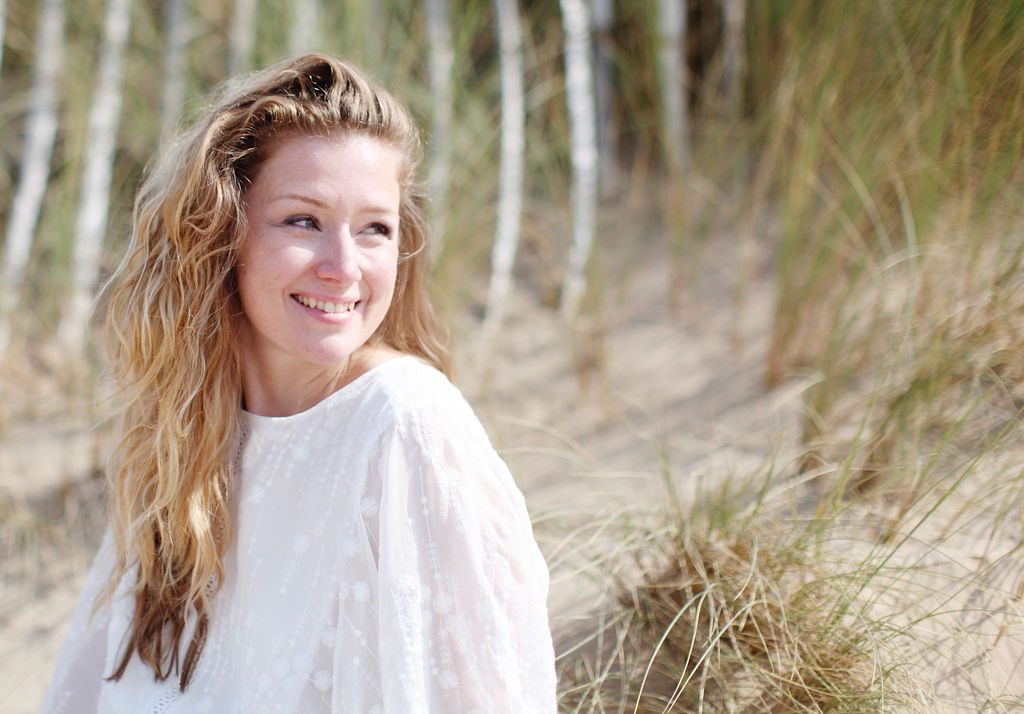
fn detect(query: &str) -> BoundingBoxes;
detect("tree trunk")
[658,0,689,312]
[424,0,453,258]
[591,0,616,193]
[59,0,132,353]
[1,0,65,350]
[161,0,189,138]
[289,0,320,56]
[558,0,599,320]
[484,0,525,332]
[721,0,745,117]
[228,0,256,75]
[658,0,688,176]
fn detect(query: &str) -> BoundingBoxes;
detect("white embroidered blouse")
[42,357,557,713]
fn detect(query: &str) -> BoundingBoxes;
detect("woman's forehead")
[248,129,408,184]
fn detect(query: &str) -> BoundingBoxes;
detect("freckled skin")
[236,133,403,416]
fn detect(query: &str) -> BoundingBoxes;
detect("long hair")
[101,54,450,689]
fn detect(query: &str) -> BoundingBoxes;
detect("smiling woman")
[236,133,404,416]
[40,55,557,713]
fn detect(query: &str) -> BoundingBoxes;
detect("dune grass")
[557,383,1023,711]
[559,484,912,712]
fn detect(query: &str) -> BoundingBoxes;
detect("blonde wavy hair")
[101,54,450,689]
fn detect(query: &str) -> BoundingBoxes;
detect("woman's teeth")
[294,295,355,314]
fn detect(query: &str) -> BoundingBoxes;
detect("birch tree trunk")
[658,0,688,176]
[289,0,320,56]
[161,0,189,138]
[59,0,132,353]
[1,0,65,351]
[658,0,689,311]
[558,0,599,320]
[721,0,745,117]
[228,0,256,75]
[483,0,524,332]
[591,0,616,193]
[424,0,453,257]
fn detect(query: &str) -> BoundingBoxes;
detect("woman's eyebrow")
[270,192,330,208]
[269,193,398,216]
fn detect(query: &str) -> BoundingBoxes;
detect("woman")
[42,54,556,713]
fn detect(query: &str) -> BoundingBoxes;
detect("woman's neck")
[240,344,403,417]
[241,360,351,417]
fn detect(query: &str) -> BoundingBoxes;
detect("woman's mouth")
[292,295,357,314]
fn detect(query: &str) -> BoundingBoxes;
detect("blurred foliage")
[1,0,1021,448]
[741,1,1024,491]
[0,0,738,348]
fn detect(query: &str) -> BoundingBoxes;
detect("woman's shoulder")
[362,353,469,418]
[354,354,498,459]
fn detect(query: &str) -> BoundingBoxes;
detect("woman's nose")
[316,227,362,283]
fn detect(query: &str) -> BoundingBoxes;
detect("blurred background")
[2,0,1024,711]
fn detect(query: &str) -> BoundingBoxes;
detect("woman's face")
[236,132,402,386]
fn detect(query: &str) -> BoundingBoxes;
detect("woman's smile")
[291,294,358,315]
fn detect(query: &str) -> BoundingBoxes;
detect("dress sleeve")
[40,527,116,714]
[373,404,557,713]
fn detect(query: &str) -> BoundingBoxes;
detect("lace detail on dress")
[149,689,180,713]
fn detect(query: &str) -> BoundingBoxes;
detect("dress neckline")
[242,354,417,430]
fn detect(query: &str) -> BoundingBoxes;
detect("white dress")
[42,357,557,713]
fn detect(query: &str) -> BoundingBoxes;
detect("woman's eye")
[284,215,319,230]
[365,222,393,238]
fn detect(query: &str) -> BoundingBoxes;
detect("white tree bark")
[228,0,256,75]
[590,0,616,192]
[1,0,64,350]
[483,0,525,332]
[424,0,453,257]
[59,0,132,353]
[161,0,189,138]
[558,0,599,320]
[289,0,320,56]
[658,0,688,175]
[721,0,745,117]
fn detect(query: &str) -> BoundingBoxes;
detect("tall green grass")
[748,1,1024,386]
